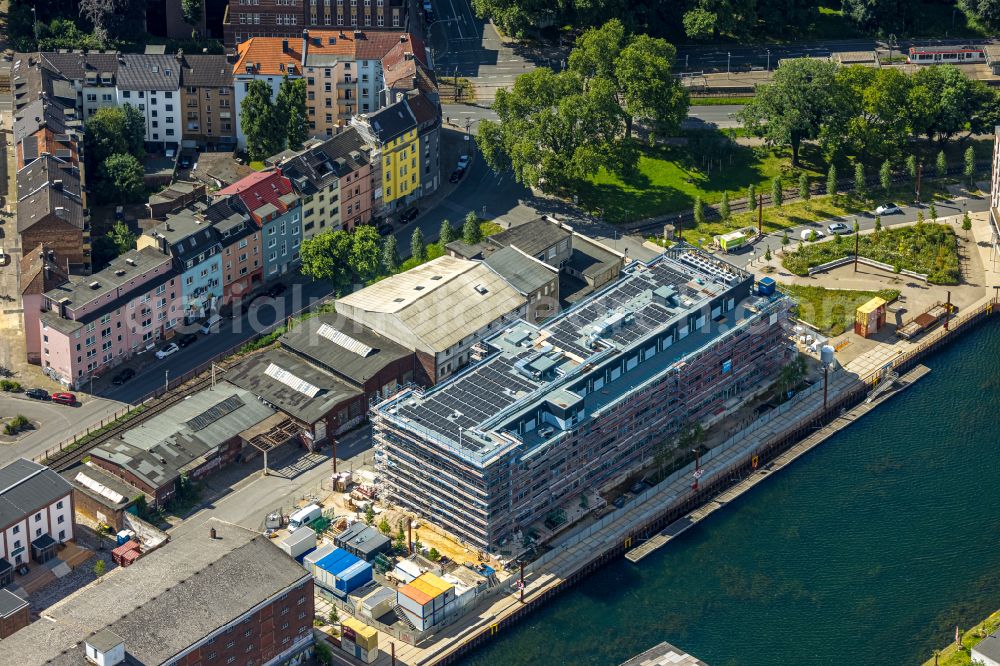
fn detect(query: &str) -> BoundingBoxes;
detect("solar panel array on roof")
[264,363,322,398]
[185,394,246,432]
[317,323,374,357]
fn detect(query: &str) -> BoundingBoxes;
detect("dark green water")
[461,322,1000,666]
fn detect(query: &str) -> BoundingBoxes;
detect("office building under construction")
[372,247,789,552]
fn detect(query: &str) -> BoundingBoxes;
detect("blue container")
[757,277,776,296]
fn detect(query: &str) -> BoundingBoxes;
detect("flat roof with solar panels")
[375,248,770,466]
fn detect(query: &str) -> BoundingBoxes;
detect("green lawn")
[782,222,960,284]
[920,609,1000,666]
[779,283,900,336]
[576,134,825,223]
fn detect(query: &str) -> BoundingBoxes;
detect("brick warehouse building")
[223,0,412,46]
[372,248,789,552]
[1,519,314,665]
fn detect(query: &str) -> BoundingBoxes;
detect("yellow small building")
[341,617,379,663]
[351,98,419,211]
[855,296,887,338]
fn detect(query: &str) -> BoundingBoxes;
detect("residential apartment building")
[274,129,374,236]
[177,52,237,147]
[20,247,70,365]
[406,92,440,198]
[1,519,314,666]
[223,0,410,45]
[351,97,418,212]
[201,196,265,304]
[116,54,183,145]
[233,30,430,148]
[0,459,74,569]
[217,170,302,278]
[16,151,91,274]
[138,215,223,322]
[372,250,788,551]
[336,255,527,382]
[39,247,181,388]
[37,51,120,119]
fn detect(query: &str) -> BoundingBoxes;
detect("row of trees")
[241,76,309,162]
[478,20,688,194]
[471,0,1000,42]
[739,59,998,167]
[301,215,485,291]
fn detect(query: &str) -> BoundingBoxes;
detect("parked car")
[377,222,394,236]
[800,229,825,241]
[875,203,902,215]
[25,388,50,400]
[456,155,470,170]
[266,283,287,298]
[155,343,179,360]
[177,333,198,347]
[51,392,76,406]
[111,368,136,385]
[827,222,851,235]
[400,207,419,223]
[449,168,465,183]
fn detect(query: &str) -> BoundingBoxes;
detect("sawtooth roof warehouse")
[372,248,790,553]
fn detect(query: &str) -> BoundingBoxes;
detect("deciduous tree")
[738,58,839,166]
[964,145,976,185]
[109,219,137,255]
[935,150,947,178]
[275,75,308,151]
[771,175,783,207]
[348,225,382,280]
[78,0,145,45]
[719,191,730,220]
[299,230,353,292]
[99,153,144,203]
[880,159,892,194]
[240,80,281,161]
[182,0,203,26]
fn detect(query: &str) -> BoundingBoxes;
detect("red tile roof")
[234,30,425,77]
[217,169,295,222]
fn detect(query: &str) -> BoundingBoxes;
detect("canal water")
[460,321,1000,666]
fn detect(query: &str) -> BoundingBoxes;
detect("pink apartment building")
[39,247,181,388]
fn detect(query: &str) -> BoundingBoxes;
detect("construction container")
[854,297,887,338]
[279,527,317,562]
[112,540,139,566]
[308,546,373,597]
[715,231,747,252]
[757,276,776,296]
[342,617,379,663]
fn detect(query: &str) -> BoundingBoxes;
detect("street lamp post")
[164,369,170,394]
[766,49,771,72]
[727,52,731,78]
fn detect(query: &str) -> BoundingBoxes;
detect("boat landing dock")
[620,641,708,666]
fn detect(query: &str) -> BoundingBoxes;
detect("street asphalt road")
[684,104,744,129]
[94,278,336,404]
[0,393,124,464]
[722,193,989,270]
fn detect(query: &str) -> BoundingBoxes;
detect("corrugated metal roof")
[336,256,525,353]
[0,459,71,529]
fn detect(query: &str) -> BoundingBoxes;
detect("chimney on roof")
[209,526,217,539]
[282,40,289,54]
[354,30,363,39]
[52,179,63,190]
[400,35,407,43]
[176,48,184,61]
[302,29,309,67]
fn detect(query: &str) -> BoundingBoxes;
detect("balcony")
[337,80,354,89]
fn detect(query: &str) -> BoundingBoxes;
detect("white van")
[288,504,322,532]
[200,314,223,334]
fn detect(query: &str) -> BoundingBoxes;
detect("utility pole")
[854,227,860,272]
[164,369,169,394]
[332,437,338,474]
[727,52,731,78]
[823,365,829,409]
[944,290,952,330]
[391,643,396,666]
[757,194,763,237]
[677,215,683,243]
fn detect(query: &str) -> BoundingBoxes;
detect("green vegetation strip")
[920,608,1000,666]
[779,284,900,336]
[782,222,959,285]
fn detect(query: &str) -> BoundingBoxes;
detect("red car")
[51,392,76,406]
